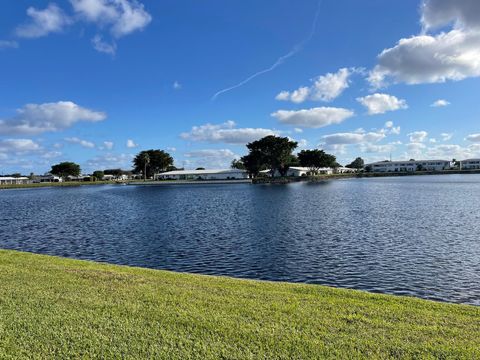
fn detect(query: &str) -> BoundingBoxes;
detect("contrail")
[211,0,322,101]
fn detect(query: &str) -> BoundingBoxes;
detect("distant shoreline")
[1,170,480,190]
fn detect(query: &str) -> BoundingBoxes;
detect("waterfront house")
[366,160,452,173]
[460,159,480,170]
[259,167,354,177]
[155,169,249,180]
[34,174,63,183]
[0,177,30,185]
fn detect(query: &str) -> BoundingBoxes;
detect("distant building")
[366,160,452,173]
[34,174,63,183]
[0,177,30,185]
[460,159,480,170]
[155,169,249,180]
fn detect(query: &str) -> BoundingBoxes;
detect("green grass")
[0,250,479,359]
[0,181,119,190]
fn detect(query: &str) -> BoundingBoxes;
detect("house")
[34,174,63,183]
[155,169,249,180]
[260,167,336,177]
[366,160,452,173]
[0,177,30,185]
[460,159,480,170]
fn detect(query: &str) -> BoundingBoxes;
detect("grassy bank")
[0,181,119,190]
[0,250,479,358]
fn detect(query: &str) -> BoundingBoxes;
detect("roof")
[157,169,247,176]
[0,177,29,180]
[367,160,450,166]
[461,159,480,162]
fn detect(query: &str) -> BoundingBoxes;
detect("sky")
[1,0,480,174]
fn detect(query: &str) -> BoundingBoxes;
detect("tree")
[196,167,205,170]
[346,157,365,170]
[133,150,173,179]
[241,151,264,178]
[51,162,81,179]
[92,170,104,181]
[278,154,300,177]
[231,159,246,170]
[245,136,298,177]
[104,169,122,176]
[298,149,337,175]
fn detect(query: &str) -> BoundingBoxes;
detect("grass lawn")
[0,250,479,359]
[0,181,120,190]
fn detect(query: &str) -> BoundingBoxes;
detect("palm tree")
[143,153,150,181]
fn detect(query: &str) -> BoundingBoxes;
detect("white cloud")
[322,131,386,145]
[180,120,277,144]
[466,133,480,142]
[272,107,354,129]
[70,0,152,38]
[441,132,453,141]
[185,149,237,158]
[166,147,177,152]
[65,137,95,148]
[41,151,62,159]
[183,149,239,169]
[126,139,138,148]
[103,141,114,150]
[357,93,408,115]
[421,0,480,31]
[369,1,480,88]
[16,4,72,38]
[173,81,182,90]
[359,143,396,154]
[85,152,134,171]
[384,121,401,135]
[275,68,353,103]
[0,40,19,49]
[293,128,303,133]
[91,35,117,55]
[408,131,429,143]
[0,101,106,135]
[0,139,41,153]
[431,99,450,107]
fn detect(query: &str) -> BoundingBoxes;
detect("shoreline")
[0,248,479,358]
[1,170,480,190]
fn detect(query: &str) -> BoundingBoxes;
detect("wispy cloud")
[211,0,323,100]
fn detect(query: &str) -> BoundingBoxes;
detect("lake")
[1,174,480,305]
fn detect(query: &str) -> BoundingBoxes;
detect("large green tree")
[50,162,81,179]
[92,170,104,181]
[245,136,298,177]
[241,151,265,178]
[298,149,337,174]
[230,159,246,170]
[133,150,173,178]
[346,157,365,170]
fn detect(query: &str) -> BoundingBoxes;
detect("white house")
[460,159,480,170]
[260,167,345,177]
[34,174,63,183]
[155,169,249,180]
[366,160,452,173]
[0,177,30,185]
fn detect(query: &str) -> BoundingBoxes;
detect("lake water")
[1,175,480,305]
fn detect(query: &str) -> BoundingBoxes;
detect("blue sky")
[1,0,479,174]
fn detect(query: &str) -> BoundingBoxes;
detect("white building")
[0,177,30,185]
[155,169,249,180]
[260,166,353,177]
[460,159,480,170]
[366,160,452,173]
[34,174,63,183]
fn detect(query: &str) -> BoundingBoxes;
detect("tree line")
[45,136,364,180]
[232,135,364,178]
